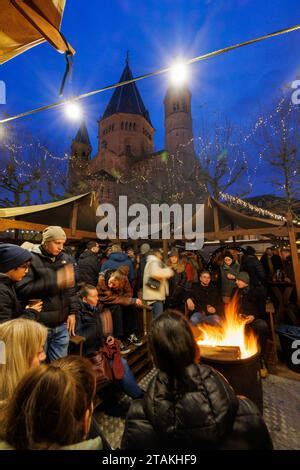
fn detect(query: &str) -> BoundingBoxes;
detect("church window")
[121,122,124,130]
[129,122,132,130]
[182,101,187,111]
[133,123,136,131]
[125,122,128,130]
[125,144,131,156]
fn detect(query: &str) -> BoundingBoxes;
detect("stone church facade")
[69,58,206,206]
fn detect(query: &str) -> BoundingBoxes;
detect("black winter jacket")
[78,250,100,287]
[185,282,223,316]
[122,363,273,450]
[16,246,78,327]
[241,255,267,287]
[231,286,266,319]
[75,300,104,355]
[0,274,38,324]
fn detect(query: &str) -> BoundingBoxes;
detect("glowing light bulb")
[169,61,189,86]
[64,101,82,120]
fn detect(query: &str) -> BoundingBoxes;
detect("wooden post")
[287,212,300,306]
[70,202,79,237]
[162,239,169,261]
[213,205,220,234]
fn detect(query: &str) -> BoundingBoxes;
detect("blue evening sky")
[0,0,299,196]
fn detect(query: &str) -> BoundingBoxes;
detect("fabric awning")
[0,193,97,233]
[0,0,74,64]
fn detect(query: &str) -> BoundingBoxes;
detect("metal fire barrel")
[201,351,263,412]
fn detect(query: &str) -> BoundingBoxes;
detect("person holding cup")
[16,226,77,362]
[0,244,43,324]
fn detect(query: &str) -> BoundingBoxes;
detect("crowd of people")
[0,226,294,450]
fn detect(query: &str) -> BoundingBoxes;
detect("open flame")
[195,295,258,359]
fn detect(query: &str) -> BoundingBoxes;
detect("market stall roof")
[0,192,287,241]
[0,193,97,238]
[203,196,285,233]
[0,0,74,64]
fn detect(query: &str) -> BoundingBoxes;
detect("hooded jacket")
[16,245,78,327]
[121,363,273,450]
[101,252,135,283]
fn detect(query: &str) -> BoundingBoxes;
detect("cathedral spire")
[102,57,152,125]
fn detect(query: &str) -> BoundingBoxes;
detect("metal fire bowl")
[201,350,263,412]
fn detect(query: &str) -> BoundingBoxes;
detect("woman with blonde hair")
[1,356,103,450]
[0,319,47,404]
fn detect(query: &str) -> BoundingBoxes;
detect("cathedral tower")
[164,85,194,157]
[93,57,154,174]
[69,121,91,193]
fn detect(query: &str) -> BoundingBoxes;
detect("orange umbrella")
[0,0,75,64]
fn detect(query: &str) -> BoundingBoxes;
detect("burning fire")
[195,296,258,359]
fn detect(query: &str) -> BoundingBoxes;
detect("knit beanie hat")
[236,271,250,284]
[223,251,233,260]
[169,247,179,257]
[42,226,67,244]
[140,243,151,255]
[0,243,32,273]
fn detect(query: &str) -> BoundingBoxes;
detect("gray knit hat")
[42,226,67,244]
[236,271,250,284]
[140,243,151,255]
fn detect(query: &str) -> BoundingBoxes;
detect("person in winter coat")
[166,248,187,311]
[186,271,223,326]
[0,244,43,324]
[231,271,270,378]
[241,246,267,287]
[76,284,143,399]
[121,310,273,450]
[97,267,143,349]
[219,251,240,303]
[1,356,103,450]
[78,241,101,286]
[101,244,135,284]
[260,247,283,281]
[143,249,174,319]
[16,226,77,362]
[240,246,267,319]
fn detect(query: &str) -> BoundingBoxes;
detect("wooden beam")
[0,218,98,241]
[204,226,289,240]
[287,212,300,306]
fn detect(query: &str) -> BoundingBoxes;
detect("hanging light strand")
[0,23,300,125]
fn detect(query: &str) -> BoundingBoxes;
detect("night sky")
[1,0,299,196]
